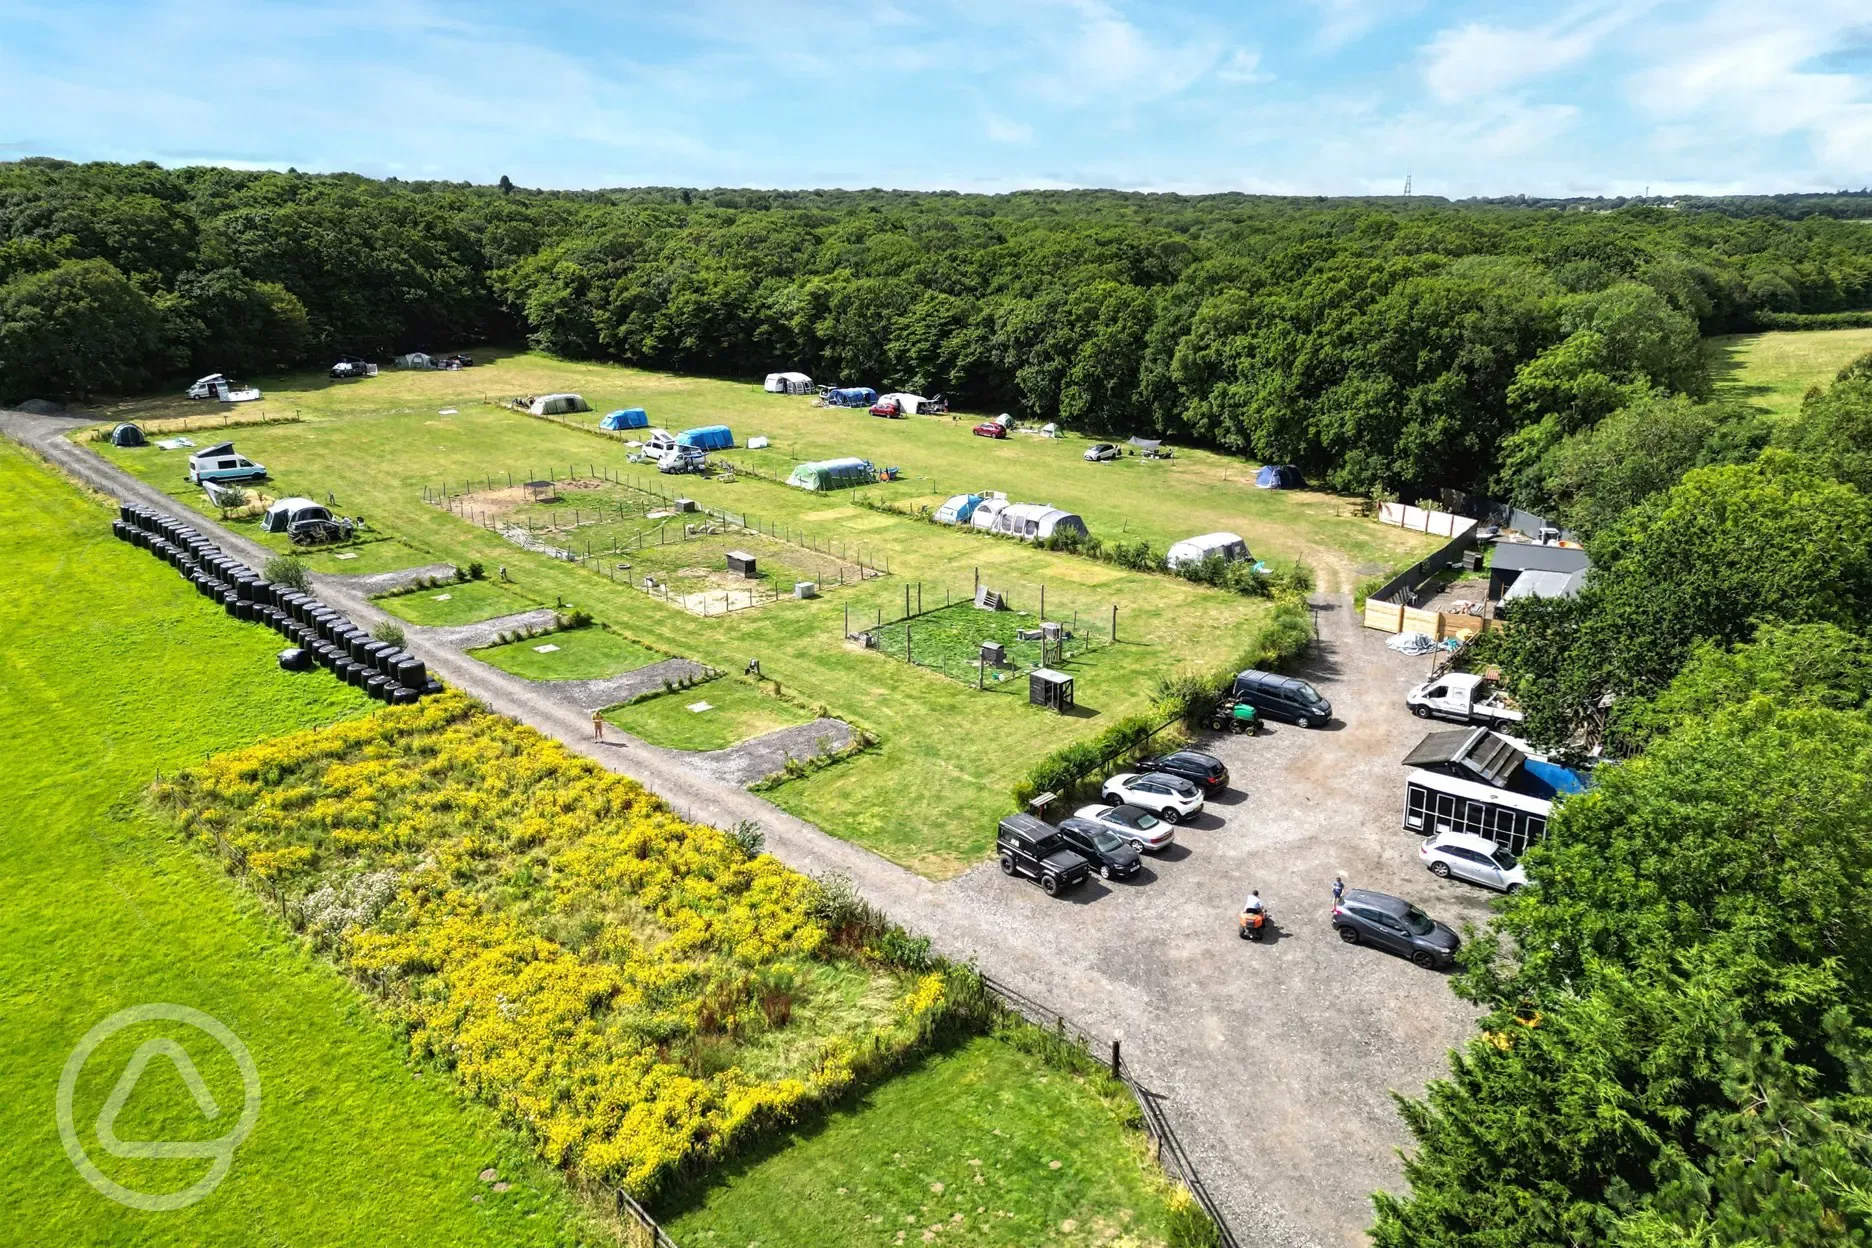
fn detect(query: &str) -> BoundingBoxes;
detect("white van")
[187,442,268,484]
[644,428,677,456]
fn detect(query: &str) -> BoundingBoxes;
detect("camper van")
[657,445,707,475]
[187,443,268,484]
[186,374,262,403]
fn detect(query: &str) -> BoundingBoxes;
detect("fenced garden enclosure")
[423,464,887,616]
[844,570,1119,691]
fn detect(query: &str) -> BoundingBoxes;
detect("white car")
[1083,443,1121,462]
[1419,831,1527,893]
[1097,772,1204,824]
[1072,803,1177,853]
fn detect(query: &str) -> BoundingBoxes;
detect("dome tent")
[601,408,649,431]
[110,423,147,447]
[1255,464,1305,489]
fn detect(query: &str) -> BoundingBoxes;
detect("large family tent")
[825,387,877,408]
[676,425,734,451]
[394,352,434,370]
[529,393,591,416]
[600,408,649,431]
[764,371,813,394]
[787,457,876,491]
[980,501,1088,542]
[109,423,147,447]
[1255,464,1306,489]
[1166,532,1253,570]
[934,494,985,525]
[877,392,931,415]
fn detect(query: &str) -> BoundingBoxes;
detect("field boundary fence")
[979,973,1239,1248]
[420,463,890,617]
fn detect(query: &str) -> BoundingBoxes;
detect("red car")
[870,399,903,418]
[972,421,1007,439]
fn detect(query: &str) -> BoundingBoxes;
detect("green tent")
[786,457,875,491]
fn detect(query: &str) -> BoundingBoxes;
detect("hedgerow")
[156,692,977,1201]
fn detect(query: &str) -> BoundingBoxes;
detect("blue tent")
[677,424,734,451]
[1255,464,1306,489]
[601,408,648,431]
[826,387,877,408]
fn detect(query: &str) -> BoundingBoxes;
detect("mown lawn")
[0,441,601,1247]
[606,677,816,751]
[662,1035,1177,1248]
[471,624,667,680]
[1706,327,1872,419]
[89,352,1419,874]
[375,577,541,626]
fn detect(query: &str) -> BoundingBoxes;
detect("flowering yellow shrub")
[160,692,956,1198]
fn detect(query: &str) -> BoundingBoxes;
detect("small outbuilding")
[110,423,147,447]
[824,387,878,408]
[1030,669,1075,713]
[787,457,876,491]
[1166,532,1252,570]
[676,425,734,452]
[529,393,591,416]
[764,371,814,394]
[934,494,985,525]
[726,550,758,578]
[601,408,649,431]
[1489,541,1591,602]
[1255,464,1306,489]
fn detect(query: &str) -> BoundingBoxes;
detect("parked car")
[1056,817,1143,880]
[1083,442,1120,462]
[1230,669,1332,727]
[869,398,904,418]
[1332,889,1460,969]
[1100,772,1204,824]
[1419,831,1526,893]
[1133,750,1228,795]
[996,814,1091,896]
[972,421,1007,439]
[439,353,474,368]
[1073,804,1176,853]
[329,356,373,380]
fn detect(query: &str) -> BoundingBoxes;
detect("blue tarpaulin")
[676,424,734,451]
[600,408,648,430]
[1521,758,1590,799]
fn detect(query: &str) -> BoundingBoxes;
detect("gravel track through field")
[8,409,1486,1248]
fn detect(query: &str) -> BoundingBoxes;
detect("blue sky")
[3,1,1869,196]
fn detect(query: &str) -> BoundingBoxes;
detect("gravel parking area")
[939,600,1495,1247]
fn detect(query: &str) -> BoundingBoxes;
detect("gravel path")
[686,717,855,787]
[331,562,457,594]
[8,408,1484,1248]
[418,608,561,650]
[523,657,710,712]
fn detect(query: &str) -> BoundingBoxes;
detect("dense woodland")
[4,158,1872,500]
[11,158,1872,1245]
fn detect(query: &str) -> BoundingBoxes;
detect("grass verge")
[471,624,667,680]
[606,677,817,750]
[374,577,541,626]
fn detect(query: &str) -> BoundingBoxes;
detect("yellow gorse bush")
[160,692,956,1198]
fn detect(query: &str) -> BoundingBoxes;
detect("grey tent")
[787,457,876,491]
[110,423,147,447]
[528,393,590,416]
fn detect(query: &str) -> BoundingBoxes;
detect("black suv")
[996,814,1091,896]
[1332,888,1460,969]
[1231,669,1332,727]
[1056,817,1142,881]
[1134,749,1228,794]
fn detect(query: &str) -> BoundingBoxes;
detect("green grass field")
[662,1035,1176,1248]
[1706,327,1872,419]
[374,577,541,626]
[606,677,816,751]
[470,625,667,680]
[90,351,1434,875]
[872,602,1102,686]
[0,441,601,1247]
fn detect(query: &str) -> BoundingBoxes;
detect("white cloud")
[1307,0,1409,52]
[984,113,1033,143]
[1217,48,1271,85]
[1422,6,1643,103]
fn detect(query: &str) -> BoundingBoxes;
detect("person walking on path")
[1332,875,1345,905]
[592,710,605,742]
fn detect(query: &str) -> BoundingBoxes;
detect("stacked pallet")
[112,503,441,704]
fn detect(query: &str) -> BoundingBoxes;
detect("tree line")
[4,158,1871,498]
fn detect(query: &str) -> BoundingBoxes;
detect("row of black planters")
[113,503,441,705]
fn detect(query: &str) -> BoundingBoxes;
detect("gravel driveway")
[8,410,1488,1248]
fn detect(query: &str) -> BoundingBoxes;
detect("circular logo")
[57,1004,262,1211]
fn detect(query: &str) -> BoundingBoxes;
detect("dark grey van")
[1231,669,1332,727]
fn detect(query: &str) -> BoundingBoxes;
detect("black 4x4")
[1057,817,1142,880]
[997,814,1091,896]
[1134,750,1228,794]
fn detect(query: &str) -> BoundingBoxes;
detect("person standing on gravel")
[1332,875,1345,905]
[592,710,605,742]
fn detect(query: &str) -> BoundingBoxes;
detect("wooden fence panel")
[1363,600,1406,633]
[1401,605,1444,637]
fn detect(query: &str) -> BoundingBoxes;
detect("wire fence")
[421,463,890,616]
[978,973,1239,1248]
